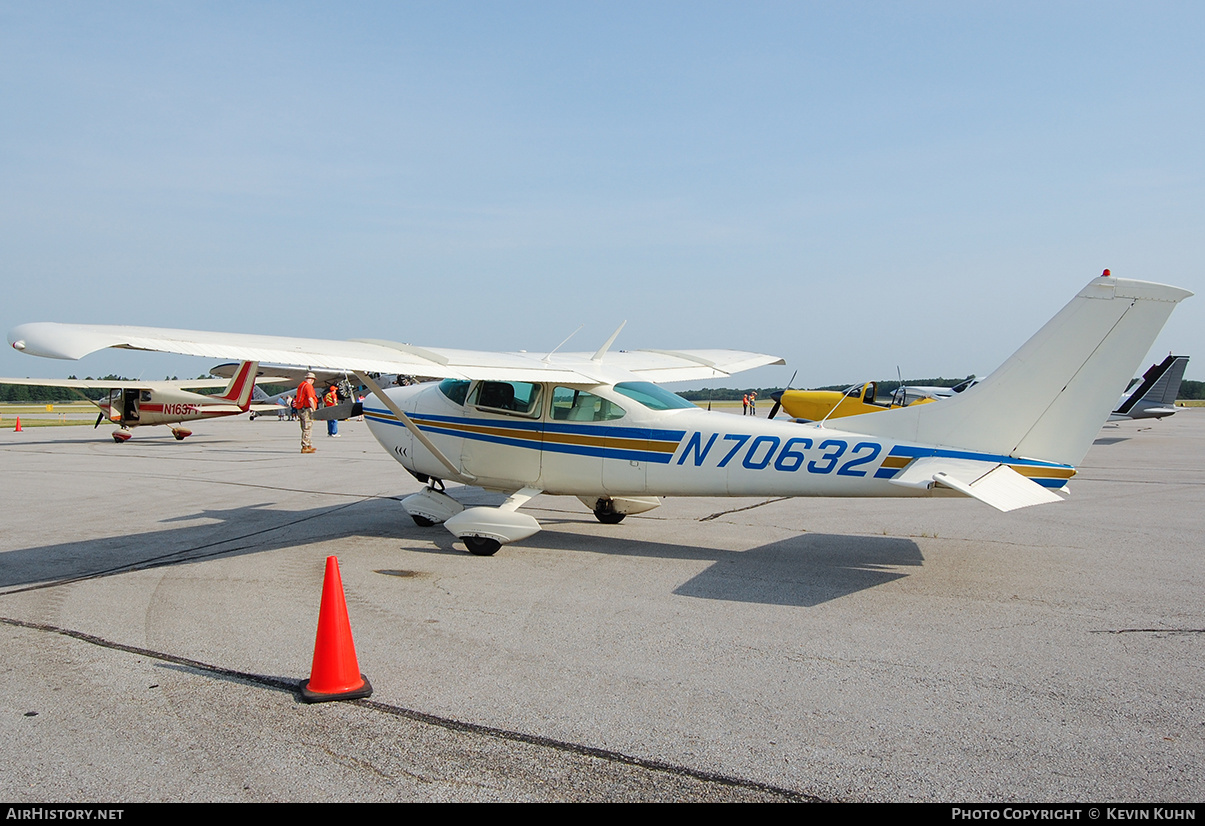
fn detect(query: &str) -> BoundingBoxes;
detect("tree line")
[4,376,1203,404]
[679,377,1205,402]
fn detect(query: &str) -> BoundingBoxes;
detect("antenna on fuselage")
[592,321,627,362]
[543,325,585,363]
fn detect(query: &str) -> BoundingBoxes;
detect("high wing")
[8,323,785,384]
[0,376,230,390]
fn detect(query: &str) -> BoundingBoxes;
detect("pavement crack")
[1091,628,1205,635]
[699,498,792,522]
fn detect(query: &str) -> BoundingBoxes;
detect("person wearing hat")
[324,384,341,438]
[294,372,319,453]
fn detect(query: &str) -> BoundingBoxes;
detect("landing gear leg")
[444,487,543,555]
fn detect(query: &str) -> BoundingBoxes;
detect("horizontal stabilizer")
[890,457,1065,512]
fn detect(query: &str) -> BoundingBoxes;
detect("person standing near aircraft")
[294,372,318,453]
[324,384,340,437]
[742,393,750,415]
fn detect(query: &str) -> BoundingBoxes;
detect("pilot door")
[104,389,139,423]
[460,380,543,486]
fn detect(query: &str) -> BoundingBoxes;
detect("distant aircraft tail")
[214,360,259,411]
[849,276,1192,467]
[1111,354,1189,420]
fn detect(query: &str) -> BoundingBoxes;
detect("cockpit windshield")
[613,382,695,411]
[438,378,470,406]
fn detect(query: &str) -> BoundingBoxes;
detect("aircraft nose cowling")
[8,323,111,360]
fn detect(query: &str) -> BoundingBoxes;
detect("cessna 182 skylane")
[8,274,1190,554]
[0,360,270,441]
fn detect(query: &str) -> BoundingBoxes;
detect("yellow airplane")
[768,381,939,422]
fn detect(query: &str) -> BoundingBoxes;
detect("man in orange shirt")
[294,372,318,453]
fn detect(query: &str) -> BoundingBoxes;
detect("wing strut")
[354,371,475,483]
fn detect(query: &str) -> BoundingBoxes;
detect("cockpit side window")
[470,380,542,417]
[864,382,888,407]
[550,387,626,421]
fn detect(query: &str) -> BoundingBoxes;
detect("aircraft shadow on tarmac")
[672,534,922,607]
[0,496,921,607]
[437,523,923,608]
[0,498,412,591]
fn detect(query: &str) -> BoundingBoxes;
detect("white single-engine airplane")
[8,274,1190,554]
[0,360,266,441]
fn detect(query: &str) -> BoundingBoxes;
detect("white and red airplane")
[8,273,1190,553]
[0,360,268,442]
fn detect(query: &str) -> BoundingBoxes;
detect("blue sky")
[2,2,1202,388]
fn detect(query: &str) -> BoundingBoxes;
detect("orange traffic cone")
[14,417,21,432]
[300,556,372,703]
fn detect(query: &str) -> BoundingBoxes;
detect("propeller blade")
[94,412,105,428]
[768,389,784,420]
[768,370,795,420]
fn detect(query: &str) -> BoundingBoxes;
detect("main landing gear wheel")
[593,509,626,525]
[463,536,501,556]
[411,514,435,527]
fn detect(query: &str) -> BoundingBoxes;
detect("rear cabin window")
[550,387,626,422]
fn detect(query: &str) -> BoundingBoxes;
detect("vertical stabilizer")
[214,360,260,411]
[1113,354,1189,418]
[848,276,1192,467]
